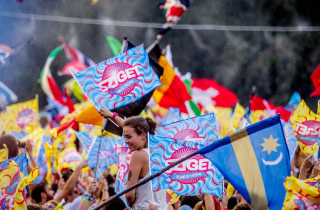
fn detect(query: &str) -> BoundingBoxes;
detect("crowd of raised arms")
[0,102,317,210]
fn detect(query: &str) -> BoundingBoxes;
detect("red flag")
[250,95,275,111]
[275,106,291,122]
[191,78,238,109]
[310,65,320,97]
[64,87,75,113]
[61,60,88,76]
[57,118,76,134]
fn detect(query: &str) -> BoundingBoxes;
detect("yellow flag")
[0,145,8,162]
[20,127,43,158]
[283,174,320,209]
[249,110,266,124]
[290,100,320,154]
[227,182,235,199]
[79,123,102,136]
[60,101,91,125]
[0,160,20,209]
[58,146,83,172]
[45,142,53,186]
[14,167,39,210]
[75,105,104,126]
[5,98,38,133]
[166,189,181,205]
[230,103,246,129]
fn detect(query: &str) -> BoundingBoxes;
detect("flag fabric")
[73,45,162,111]
[149,135,223,196]
[283,174,320,209]
[0,81,18,110]
[78,123,102,137]
[12,151,29,176]
[290,100,320,154]
[166,189,180,204]
[286,92,301,112]
[197,115,290,210]
[311,65,320,97]
[159,0,191,27]
[153,55,191,113]
[161,107,181,125]
[39,47,67,106]
[0,45,12,66]
[283,123,298,162]
[20,128,43,159]
[5,98,38,133]
[157,113,219,142]
[191,79,238,109]
[249,110,267,124]
[61,60,88,77]
[14,167,39,210]
[8,131,28,140]
[59,37,95,68]
[250,95,275,111]
[106,36,122,56]
[58,146,83,172]
[0,146,8,163]
[182,75,201,117]
[0,160,21,209]
[229,103,246,134]
[33,136,51,184]
[64,79,88,102]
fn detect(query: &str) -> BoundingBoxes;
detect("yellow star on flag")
[260,135,280,154]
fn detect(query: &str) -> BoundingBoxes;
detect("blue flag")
[161,107,181,125]
[9,131,29,140]
[157,113,219,143]
[149,135,223,196]
[197,115,290,210]
[282,123,298,162]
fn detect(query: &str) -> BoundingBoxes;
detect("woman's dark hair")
[0,135,18,159]
[123,116,156,135]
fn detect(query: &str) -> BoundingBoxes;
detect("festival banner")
[149,135,223,196]
[73,45,162,111]
[20,127,43,159]
[249,110,266,124]
[33,135,51,184]
[0,160,21,209]
[283,123,298,162]
[58,146,83,172]
[5,98,38,133]
[229,103,246,134]
[157,113,219,143]
[161,107,181,125]
[0,146,8,163]
[8,131,29,140]
[11,151,28,177]
[290,100,320,154]
[283,174,320,209]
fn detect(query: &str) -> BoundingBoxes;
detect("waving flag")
[283,175,320,209]
[33,135,51,184]
[0,146,8,162]
[5,98,38,133]
[290,100,320,154]
[161,107,181,125]
[40,47,67,106]
[249,110,266,124]
[20,128,43,159]
[150,135,223,196]
[0,81,18,110]
[73,45,162,111]
[191,78,238,109]
[12,151,29,176]
[157,113,219,143]
[283,123,298,162]
[286,92,301,112]
[106,36,122,56]
[61,60,88,76]
[197,115,290,210]
[58,146,83,172]
[9,131,28,140]
[0,160,20,209]
[229,103,246,134]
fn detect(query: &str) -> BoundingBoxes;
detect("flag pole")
[93,118,108,180]
[92,150,198,210]
[146,28,172,54]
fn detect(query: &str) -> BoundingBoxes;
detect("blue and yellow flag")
[197,115,290,210]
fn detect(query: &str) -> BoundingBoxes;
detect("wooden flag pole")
[92,150,198,210]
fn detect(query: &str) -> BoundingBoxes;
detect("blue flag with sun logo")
[72,45,162,111]
[197,115,290,210]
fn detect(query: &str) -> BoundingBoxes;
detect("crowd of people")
[0,104,317,210]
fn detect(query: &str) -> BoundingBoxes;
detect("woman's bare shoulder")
[131,150,149,163]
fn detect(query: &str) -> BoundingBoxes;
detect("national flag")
[290,100,320,154]
[14,167,39,210]
[157,113,219,142]
[153,55,191,113]
[161,107,181,125]
[250,95,275,111]
[283,175,320,209]
[73,45,162,111]
[311,64,320,97]
[59,37,95,67]
[5,98,38,133]
[149,135,223,196]
[191,78,238,109]
[20,127,43,159]
[106,36,122,56]
[283,123,298,162]
[64,87,75,113]
[159,0,191,27]
[197,115,290,210]
[0,160,21,209]
[0,81,18,110]
[39,47,67,106]
[61,60,88,77]
[182,75,201,117]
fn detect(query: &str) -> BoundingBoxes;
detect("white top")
[134,148,167,210]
